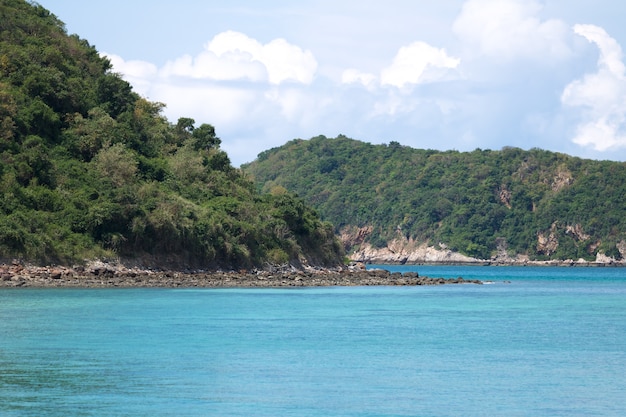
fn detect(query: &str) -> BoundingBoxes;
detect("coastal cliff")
[348,237,626,266]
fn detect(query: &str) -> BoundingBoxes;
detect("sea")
[1,265,625,417]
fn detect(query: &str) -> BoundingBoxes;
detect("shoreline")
[3,257,624,288]
[366,260,626,267]
[2,258,623,288]
[0,262,482,288]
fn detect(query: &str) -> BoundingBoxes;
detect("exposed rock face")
[550,167,573,191]
[618,241,626,259]
[341,226,625,266]
[350,240,480,264]
[565,224,590,242]
[498,185,512,209]
[537,222,559,256]
[340,225,373,248]
[595,252,615,264]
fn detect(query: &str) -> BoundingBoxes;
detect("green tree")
[244,135,626,261]
[192,123,221,150]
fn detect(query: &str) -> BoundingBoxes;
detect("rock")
[595,253,614,264]
[537,222,559,256]
[368,269,390,277]
[0,262,485,288]
[349,240,480,264]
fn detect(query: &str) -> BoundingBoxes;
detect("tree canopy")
[0,0,343,268]
[244,135,626,261]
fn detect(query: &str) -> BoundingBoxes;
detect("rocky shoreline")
[349,241,626,267]
[0,261,482,288]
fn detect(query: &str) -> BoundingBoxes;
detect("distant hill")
[243,135,626,261]
[0,0,343,268]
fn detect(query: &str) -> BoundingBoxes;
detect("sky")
[40,0,626,166]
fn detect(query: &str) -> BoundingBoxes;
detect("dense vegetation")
[0,0,343,267]
[243,135,626,261]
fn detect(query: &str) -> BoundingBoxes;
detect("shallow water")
[1,266,625,416]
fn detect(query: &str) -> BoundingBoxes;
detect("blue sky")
[41,0,626,166]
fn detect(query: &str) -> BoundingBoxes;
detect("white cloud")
[207,31,261,58]
[264,87,331,124]
[258,38,318,84]
[103,32,467,164]
[562,24,626,151]
[151,82,260,128]
[161,51,267,82]
[100,12,626,166]
[159,31,317,85]
[102,53,157,97]
[381,41,460,88]
[103,31,323,165]
[453,0,572,62]
[341,69,377,89]
[341,41,460,90]
[104,53,158,78]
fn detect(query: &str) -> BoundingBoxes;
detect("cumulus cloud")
[561,24,626,151]
[152,82,260,127]
[161,51,267,82]
[255,38,318,85]
[103,30,466,164]
[341,41,460,90]
[160,31,317,85]
[381,41,460,88]
[103,31,324,163]
[453,0,572,62]
[102,11,626,166]
[341,69,377,89]
[103,53,157,97]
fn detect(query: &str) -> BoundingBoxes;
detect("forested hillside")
[243,135,626,261]
[0,0,343,268]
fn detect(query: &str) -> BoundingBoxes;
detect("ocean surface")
[1,265,625,417]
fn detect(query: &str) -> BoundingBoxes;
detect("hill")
[0,0,343,268]
[243,135,626,262]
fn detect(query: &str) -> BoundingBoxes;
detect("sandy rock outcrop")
[340,226,374,248]
[537,222,559,256]
[565,224,590,241]
[617,240,626,259]
[350,240,480,265]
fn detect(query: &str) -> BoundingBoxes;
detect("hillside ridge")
[0,0,343,269]
[243,135,626,263]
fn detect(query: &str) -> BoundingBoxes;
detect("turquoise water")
[1,266,625,416]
